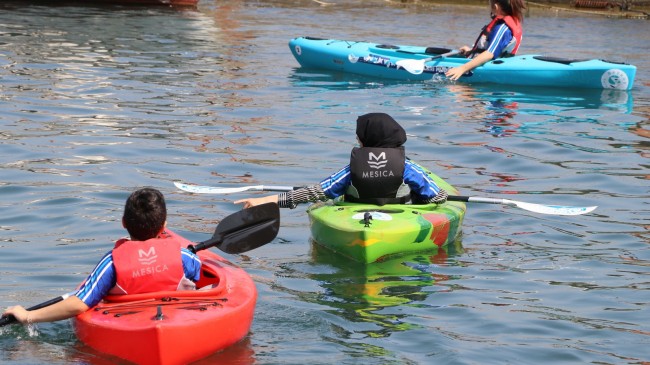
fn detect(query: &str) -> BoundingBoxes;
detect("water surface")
[1,1,649,364]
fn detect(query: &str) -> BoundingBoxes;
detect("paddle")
[396,50,461,75]
[189,202,280,254]
[0,294,71,327]
[174,182,597,216]
[174,182,298,195]
[0,202,280,327]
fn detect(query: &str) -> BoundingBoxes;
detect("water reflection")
[289,68,634,114]
[307,240,464,338]
[446,83,634,114]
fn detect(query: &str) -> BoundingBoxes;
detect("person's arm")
[74,251,116,307]
[404,161,448,204]
[447,23,513,81]
[235,165,352,209]
[234,194,279,209]
[445,50,494,81]
[3,296,89,324]
[3,250,117,324]
[234,185,327,209]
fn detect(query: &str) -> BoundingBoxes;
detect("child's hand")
[3,305,29,324]
[445,66,468,81]
[234,195,278,209]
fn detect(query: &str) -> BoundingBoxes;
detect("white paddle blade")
[395,59,425,75]
[174,182,263,194]
[505,200,597,216]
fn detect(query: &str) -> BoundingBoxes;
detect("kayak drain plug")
[154,305,164,321]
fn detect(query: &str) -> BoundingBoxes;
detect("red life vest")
[471,15,523,57]
[111,229,191,295]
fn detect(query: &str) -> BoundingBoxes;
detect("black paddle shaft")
[0,295,65,327]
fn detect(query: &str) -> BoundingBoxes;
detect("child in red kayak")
[235,112,448,209]
[3,188,201,324]
[446,0,526,81]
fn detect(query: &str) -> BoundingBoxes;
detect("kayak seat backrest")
[194,258,224,290]
[375,44,399,49]
[425,47,452,55]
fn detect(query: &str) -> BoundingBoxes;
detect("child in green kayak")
[235,112,448,209]
[2,188,201,325]
[446,0,526,81]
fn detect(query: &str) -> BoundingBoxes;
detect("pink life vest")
[111,229,192,295]
[471,15,523,57]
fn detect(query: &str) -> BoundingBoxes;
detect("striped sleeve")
[319,165,351,198]
[181,248,202,282]
[74,251,116,308]
[278,185,329,209]
[486,23,513,59]
[403,160,444,201]
[276,165,351,209]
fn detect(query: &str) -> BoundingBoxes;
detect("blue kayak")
[289,37,636,90]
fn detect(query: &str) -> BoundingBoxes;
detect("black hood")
[355,113,407,148]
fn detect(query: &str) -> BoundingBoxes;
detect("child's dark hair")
[122,188,167,241]
[494,0,526,23]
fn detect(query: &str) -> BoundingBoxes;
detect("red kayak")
[74,249,257,365]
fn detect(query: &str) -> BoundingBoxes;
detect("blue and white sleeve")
[74,251,116,308]
[403,161,443,201]
[487,23,513,59]
[319,165,352,199]
[181,248,202,282]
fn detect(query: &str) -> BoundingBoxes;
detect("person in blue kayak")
[235,112,448,209]
[446,0,526,81]
[2,188,201,325]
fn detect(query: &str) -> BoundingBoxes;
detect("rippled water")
[1,1,649,364]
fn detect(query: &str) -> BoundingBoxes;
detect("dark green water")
[1,1,648,364]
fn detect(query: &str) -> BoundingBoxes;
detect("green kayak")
[307,167,466,263]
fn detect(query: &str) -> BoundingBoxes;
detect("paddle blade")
[449,195,597,216]
[395,59,425,75]
[395,50,460,75]
[198,203,280,254]
[174,182,264,194]
[509,200,598,216]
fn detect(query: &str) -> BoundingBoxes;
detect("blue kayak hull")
[289,37,636,90]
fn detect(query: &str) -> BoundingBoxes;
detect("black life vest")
[344,146,409,205]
